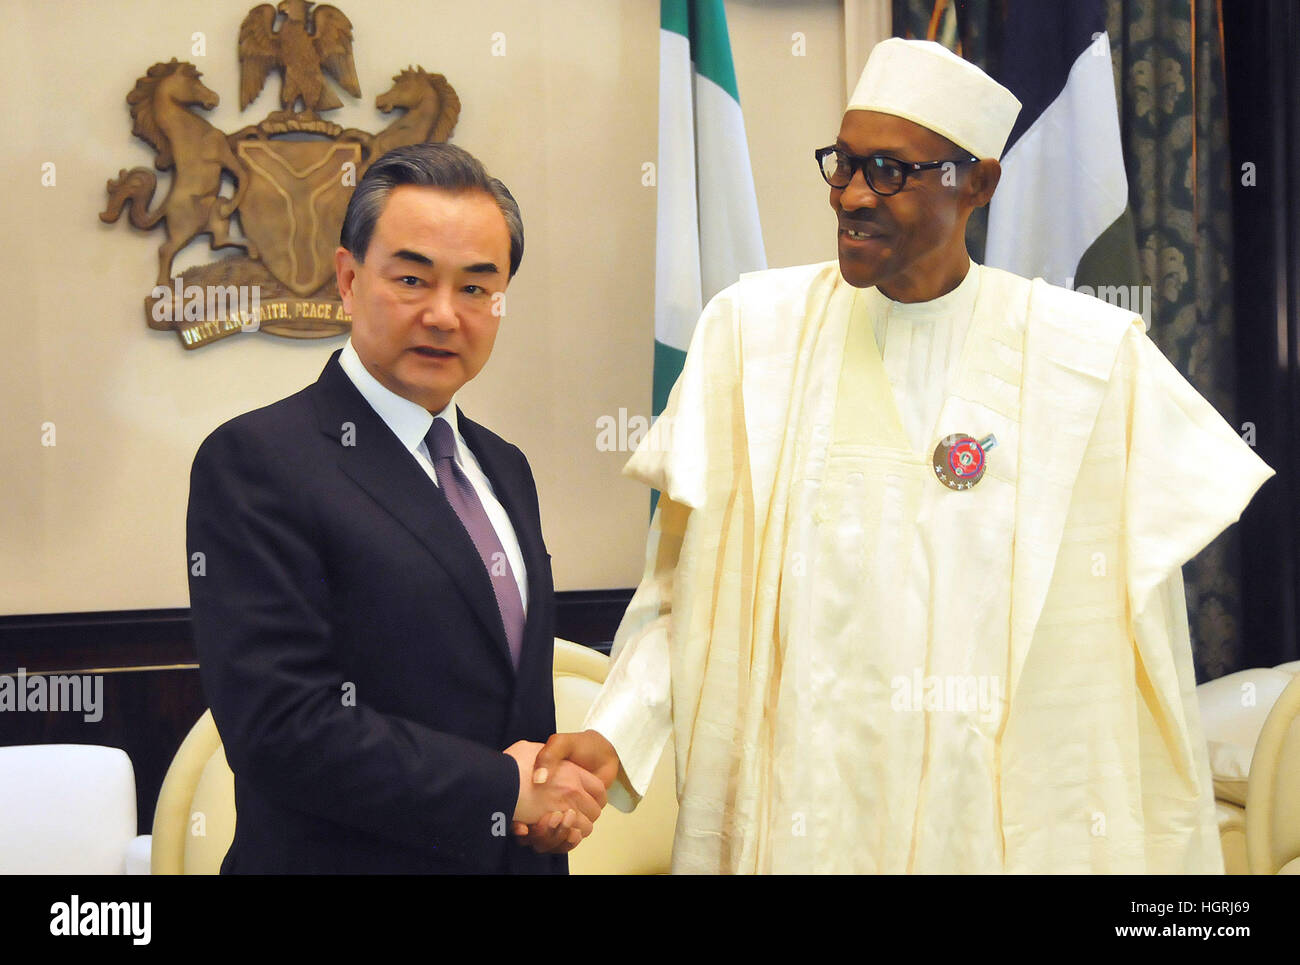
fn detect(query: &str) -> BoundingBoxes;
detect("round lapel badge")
[932,433,998,491]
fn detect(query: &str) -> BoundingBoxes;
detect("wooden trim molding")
[0,589,633,673]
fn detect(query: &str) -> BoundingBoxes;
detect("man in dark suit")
[186,142,605,874]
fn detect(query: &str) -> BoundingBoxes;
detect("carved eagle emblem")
[238,0,361,112]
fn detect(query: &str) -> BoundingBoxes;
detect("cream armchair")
[149,709,235,874]
[1245,669,1300,874]
[150,638,677,874]
[1197,661,1300,874]
[551,638,677,873]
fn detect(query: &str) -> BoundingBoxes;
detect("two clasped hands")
[504,729,621,854]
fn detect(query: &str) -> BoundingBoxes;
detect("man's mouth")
[411,346,456,359]
[840,223,886,242]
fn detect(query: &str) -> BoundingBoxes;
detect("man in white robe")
[523,39,1274,872]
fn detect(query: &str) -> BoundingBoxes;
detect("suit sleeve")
[186,421,521,867]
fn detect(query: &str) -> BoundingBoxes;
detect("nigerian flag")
[982,0,1144,313]
[653,0,766,418]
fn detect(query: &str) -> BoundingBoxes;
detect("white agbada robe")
[586,260,1273,874]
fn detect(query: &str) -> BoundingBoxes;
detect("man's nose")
[421,287,459,330]
[838,168,880,212]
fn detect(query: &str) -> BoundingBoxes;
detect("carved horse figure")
[340,67,461,176]
[100,60,257,285]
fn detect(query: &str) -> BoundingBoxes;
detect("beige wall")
[0,0,866,614]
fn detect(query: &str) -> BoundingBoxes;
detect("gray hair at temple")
[339,142,524,278]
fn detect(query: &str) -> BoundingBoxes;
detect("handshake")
[504,730,621,854]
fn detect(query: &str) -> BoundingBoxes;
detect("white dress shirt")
[338,339,529,613]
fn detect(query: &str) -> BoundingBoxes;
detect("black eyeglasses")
[814,146,979,196]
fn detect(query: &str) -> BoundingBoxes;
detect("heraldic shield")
[235,139,362,298]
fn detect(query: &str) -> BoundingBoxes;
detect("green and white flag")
[654,0,766,418]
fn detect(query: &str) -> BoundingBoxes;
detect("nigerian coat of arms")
[100,1,461,349]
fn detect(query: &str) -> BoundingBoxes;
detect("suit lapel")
[308,352,513,670]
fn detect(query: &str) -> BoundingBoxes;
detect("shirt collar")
[338,339,458,452]
[862,257,979,324]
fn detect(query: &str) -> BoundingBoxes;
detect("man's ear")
[335,246,357,311]
[969,159,1002,209]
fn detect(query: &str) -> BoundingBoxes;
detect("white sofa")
[0,744,151,874]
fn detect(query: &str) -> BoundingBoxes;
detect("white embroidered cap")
[847,38,1022,160]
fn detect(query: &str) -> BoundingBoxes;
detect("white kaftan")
[586,261,1272,874]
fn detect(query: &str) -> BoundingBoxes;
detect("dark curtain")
[1220,1,1300,673]
[890,0,1293,678]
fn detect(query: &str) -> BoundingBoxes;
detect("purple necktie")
[426,418,525,668]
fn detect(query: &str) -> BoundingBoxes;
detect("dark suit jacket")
[186,349,563,874]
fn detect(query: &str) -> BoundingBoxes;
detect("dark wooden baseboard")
[0,589,632,674]
[0,667,207,836]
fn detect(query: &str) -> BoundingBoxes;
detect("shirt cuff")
[582,625,673,811]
